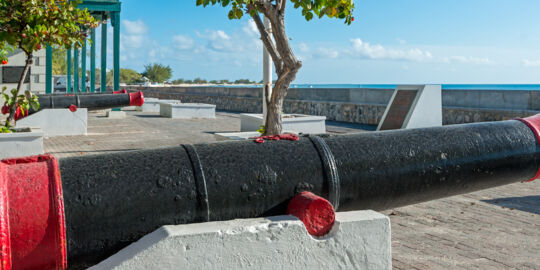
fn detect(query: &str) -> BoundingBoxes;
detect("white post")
[262,17,272,125]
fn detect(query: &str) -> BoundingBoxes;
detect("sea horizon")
[202,83,540,91]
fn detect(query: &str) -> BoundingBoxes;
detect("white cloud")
[172,35,195,50]
[243,20,259,37]
[198,30,238,52]
[444,56,493,65]
[314,47,339,59]
[522,59,540,67]
[121,20,150,49]
[123,20,148,35]
[298,43,310,53]
[349,38,433,62]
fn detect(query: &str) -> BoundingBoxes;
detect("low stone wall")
[127,86,540,125]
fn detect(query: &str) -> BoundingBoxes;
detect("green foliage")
[256,125,265,135]
[171,78,185,85]
[1,87,39,133]
[0,0,97,130]
[196,0,354,24]
[118,68,143,84]
[142,63,172,83]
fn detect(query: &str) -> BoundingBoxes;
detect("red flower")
[1,105,9,115]
[351,17,355,22]
[69,105,77,112]
[1,60,7,65]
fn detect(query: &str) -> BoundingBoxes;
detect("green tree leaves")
[142,63,173,83]
[196,0,354,24]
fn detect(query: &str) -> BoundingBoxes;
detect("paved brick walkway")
[44,110,539,269]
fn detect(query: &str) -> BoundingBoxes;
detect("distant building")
[0,49,46,94]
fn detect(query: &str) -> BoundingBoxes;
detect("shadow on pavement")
[482,195,540,215]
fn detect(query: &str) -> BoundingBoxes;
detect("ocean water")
[213,84,540,90]
[289,84,540,90]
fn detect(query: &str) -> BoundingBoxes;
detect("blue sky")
[101,0,540,84]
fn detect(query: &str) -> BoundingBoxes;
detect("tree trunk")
[6,53,32,127]
[261,5,302,136]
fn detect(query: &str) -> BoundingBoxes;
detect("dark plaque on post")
[377,86,421,131]
[2,66,31,84]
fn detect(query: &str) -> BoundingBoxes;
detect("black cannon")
[6,91,144,120]
[1,114,539,269]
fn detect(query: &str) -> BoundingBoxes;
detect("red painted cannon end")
[129,91,144,107]
[0,155,66,270]
[287,191,335,237]
[113,89,128,94]
[516,113,540,182]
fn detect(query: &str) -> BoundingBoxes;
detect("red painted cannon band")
[1,115,540,269]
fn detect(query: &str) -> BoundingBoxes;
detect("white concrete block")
[91,210,391,270]
[0,127,44,160]
[159,103,215,119]
[377,85,442,130]
[107,111,126,119]
[405,85,442,129]
[16,109,87,136]
[135,98,160,113]
[121,106,137,111]
[241,113,326,134]
[214,131,296,141]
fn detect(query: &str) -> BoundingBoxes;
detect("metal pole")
[67,49,72,93]
[45,45,53,94]
[74,48,79,92]
[113,12,120,92]
[262,17,272,124]
[81,39,87,92]
[90,28,96,93]
[101,20,107,92]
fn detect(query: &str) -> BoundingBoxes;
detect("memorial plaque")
[378,89,419,130]
[2,66,31,84]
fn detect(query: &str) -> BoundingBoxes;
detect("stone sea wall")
[126,86,540,125]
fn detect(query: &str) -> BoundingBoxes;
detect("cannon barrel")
[1,115,540,269]
[10,92,145,119]
[36,91,144,111]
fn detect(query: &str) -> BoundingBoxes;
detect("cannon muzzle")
[1,115,540,269]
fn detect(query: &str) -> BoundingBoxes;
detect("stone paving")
[44,110,539,269]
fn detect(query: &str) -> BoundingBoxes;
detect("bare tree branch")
[249,6,283,74]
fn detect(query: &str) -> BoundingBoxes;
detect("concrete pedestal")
[91,210,391,270]
[241,113,326,134]
[0,127,44,160]
[16,109,87,136]
[135,98,160,112]
[107,111,126,119]
[160,103,216,119]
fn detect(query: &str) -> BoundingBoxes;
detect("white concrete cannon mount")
[160,103,216,119]
[91,210,391,270]
[16,108,87,136]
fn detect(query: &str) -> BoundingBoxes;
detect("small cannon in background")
[1,114,539,269]
[3,91,144,120]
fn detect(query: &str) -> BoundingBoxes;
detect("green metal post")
[101,21,107,92]
[81,39,87,92]
[91,28,96,93]
[67,49,72,93]
[113,12,120,92]
[45,45,53,94]
[74,48,79,92]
